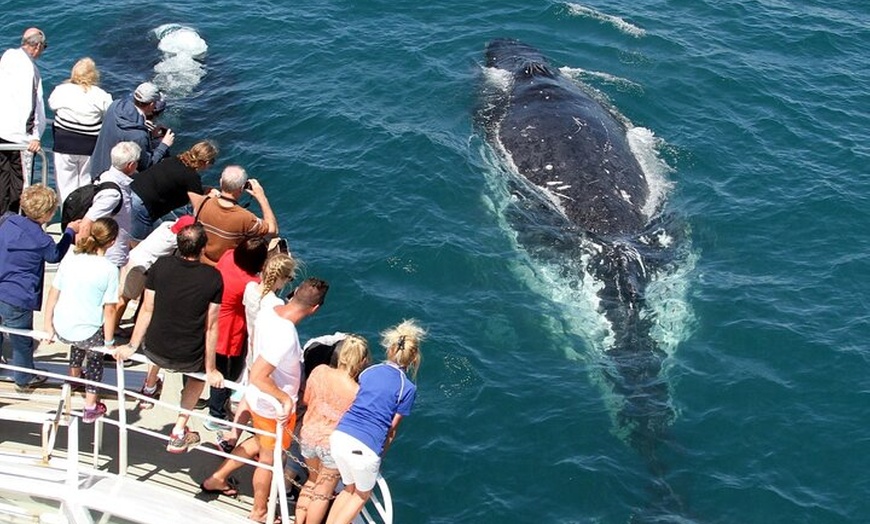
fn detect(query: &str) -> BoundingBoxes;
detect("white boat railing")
[0,142,50,189]
[0,326,393,524]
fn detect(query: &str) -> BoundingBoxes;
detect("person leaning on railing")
[0,185,80,392]
[114,222,224,453]
[326,320,426,524]
[201,277,328,524]
[295,335,371,524]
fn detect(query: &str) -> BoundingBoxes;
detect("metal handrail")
[0,143,49,188]
[0,326,393,524]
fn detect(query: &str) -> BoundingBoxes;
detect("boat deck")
[0,345,258,521]
[0,228,264,522]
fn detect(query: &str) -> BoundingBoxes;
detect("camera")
[244,181,252,190]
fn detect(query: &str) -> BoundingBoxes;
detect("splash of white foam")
[645,248,698,359]
[627,127,673,219]
[560,66,643,95]
[151,24,207,96]
[565,3,646,38]
[481,66,514,93]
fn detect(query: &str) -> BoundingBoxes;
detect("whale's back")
[487,39,650,237]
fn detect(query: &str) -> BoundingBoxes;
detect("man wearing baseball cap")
[89,81,175,178]
[112,214,195,333]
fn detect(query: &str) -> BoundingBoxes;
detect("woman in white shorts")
[326,320,425,524]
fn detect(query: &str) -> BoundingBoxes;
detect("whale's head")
[485,38,557,79]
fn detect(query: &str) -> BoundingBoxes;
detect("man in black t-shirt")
[117,222,224,453]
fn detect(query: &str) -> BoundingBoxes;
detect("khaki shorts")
[122,266,147,300]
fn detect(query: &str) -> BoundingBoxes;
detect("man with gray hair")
[0,28,48,214]
[80,141,141,267]
[189,165,278,266]
[89,81,174,177]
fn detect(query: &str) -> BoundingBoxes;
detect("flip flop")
[199,476,239,498]
[250,515,282,524]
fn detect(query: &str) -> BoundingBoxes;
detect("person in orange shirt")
[190,165,278,266]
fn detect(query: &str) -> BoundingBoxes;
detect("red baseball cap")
[170,215,195,234]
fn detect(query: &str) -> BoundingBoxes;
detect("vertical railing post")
[115,356,129,476]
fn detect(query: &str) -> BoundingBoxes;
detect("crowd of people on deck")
[0,27,426,524]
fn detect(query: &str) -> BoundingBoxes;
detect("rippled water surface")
[4,0,869,522]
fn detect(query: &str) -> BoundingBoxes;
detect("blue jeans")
[0,299,36,386]
[130,190,155,241]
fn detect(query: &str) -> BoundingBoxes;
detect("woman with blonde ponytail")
[326,320,426,524]
[43,217,120,423]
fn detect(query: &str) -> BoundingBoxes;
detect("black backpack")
[61,181,123,230]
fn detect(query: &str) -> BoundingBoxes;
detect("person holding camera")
[129,139,219,241]
[189,165,278,266]
[89,82,174,178]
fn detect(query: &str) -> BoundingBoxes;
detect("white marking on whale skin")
[546,180,561,186]
[619,189,633,203]
[627,126,673,219]
[557,185,572,191]
[545,164,554,171]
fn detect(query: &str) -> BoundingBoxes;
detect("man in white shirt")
[199,277,328,523]
[0,28,47,214]
[80,141,140,268]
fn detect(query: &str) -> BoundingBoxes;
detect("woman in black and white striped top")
[48,57,112,202]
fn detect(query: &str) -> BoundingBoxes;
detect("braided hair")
[259,253,298,300]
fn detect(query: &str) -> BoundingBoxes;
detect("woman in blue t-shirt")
[326,320,425,524]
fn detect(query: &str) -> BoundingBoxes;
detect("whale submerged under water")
[477,39,692,483]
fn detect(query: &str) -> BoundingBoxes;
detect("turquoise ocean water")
[3,1,869,522]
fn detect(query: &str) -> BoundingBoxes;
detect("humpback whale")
[478,38,685,496]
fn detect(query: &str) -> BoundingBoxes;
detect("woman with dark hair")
[129,139,218,240]
[204,236,270,429]
[43,217,119,423]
